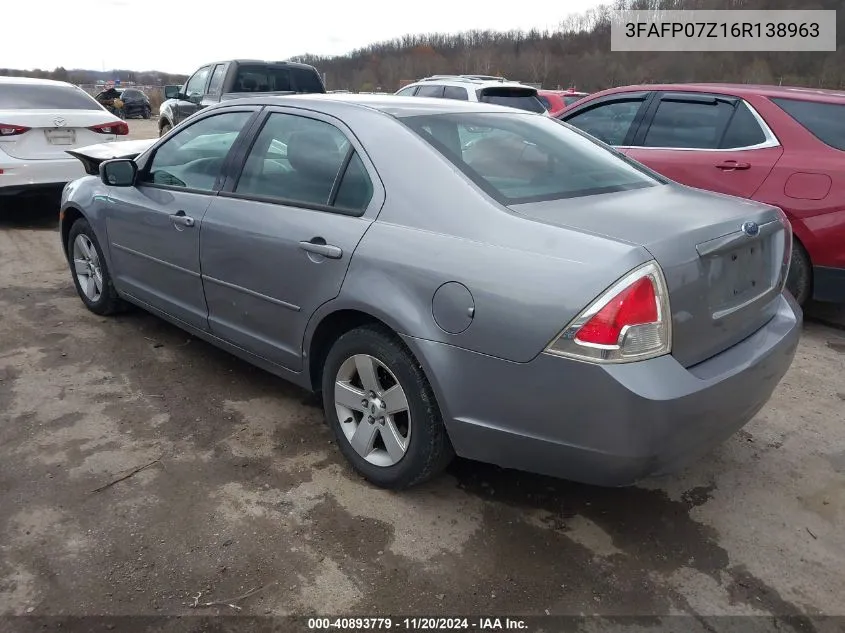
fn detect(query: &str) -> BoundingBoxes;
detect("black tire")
[786,239,812,307]
[67,218,125,316]
[159,121,172,137]
[143,107,151,120]
[322,325,454,489]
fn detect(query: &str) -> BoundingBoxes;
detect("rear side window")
[416,85,444,98]
[207,64,227,96]
[478,88,546,113]
[565,100,643,145]
[720,101,767,148]
[234,66,294,92]
[291,67,325,93]
[235,112,372,212]
[643,99,734,149]
[771,97,845,151]
[0,84,101,110]
[444,86,468,101]
[404,112,659,204]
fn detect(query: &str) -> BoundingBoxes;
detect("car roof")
[582,82,845,104]
[215,92,542,117]
[0,75,75,87]
[406,76,536,91]
[201,59,319,71]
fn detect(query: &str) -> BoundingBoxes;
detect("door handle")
[170,211,195,227]
[299,239,342,259]
[715,160,751,171]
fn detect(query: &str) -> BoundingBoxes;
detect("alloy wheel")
[334,354,411,467]
[72,234,103,302]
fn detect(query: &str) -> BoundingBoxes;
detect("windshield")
[402,112,661,204]
[0,84,102,110]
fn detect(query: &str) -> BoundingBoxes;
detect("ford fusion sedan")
[60,95,801,489]
[0,76,128,200]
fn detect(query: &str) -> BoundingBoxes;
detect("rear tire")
[67,218,124,316]
[322,325,454,489]
[786,239,812,307]
[159,121,172,137]
[143,107,151,120]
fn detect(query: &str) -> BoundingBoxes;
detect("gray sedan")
[60,95,802,489]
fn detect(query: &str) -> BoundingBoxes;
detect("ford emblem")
[741,221,760,237]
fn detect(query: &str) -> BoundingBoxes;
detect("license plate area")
[44,128,76,145]
[707,239,774,315]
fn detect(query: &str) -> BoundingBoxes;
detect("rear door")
[0,83,122,160]
[561,91,654,151]
[625,92,783,199]
[200,107,384,371]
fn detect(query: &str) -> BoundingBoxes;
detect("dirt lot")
[1,119,844,625]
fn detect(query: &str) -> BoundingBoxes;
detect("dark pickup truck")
[158,59,326,136]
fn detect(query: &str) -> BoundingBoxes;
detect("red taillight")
[0,123,30,136]
[89,121,129,136]
[545,261,672,363]
[575,277,658,346]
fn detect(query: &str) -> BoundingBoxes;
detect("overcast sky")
[5,0,605,74]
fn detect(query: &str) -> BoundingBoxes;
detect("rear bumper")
[0,152,85,195]
[405,292,802,486]
[812,266,845,304]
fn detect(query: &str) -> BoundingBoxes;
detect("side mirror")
[164,85,181,100]
[100,159,137,187]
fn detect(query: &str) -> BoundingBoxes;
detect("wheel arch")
[59,204,87,258]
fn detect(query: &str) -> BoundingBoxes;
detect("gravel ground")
[1,119,844,627]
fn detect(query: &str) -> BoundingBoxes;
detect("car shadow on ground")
[0,193,62,230]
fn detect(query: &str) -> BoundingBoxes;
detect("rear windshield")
[478,88,546,114]
[402,112,660,204]
[121,90,143,99]
[233,65,324,93]
[0,83,101,110]
[771,97,845,151]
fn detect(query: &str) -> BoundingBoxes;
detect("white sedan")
[0,76,128,199]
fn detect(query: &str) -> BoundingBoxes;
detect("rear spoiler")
[66,139,156,175]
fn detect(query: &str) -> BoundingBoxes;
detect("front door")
[626,93,783,199]
[105,108,257,329]
[200,108,383,371]
[174,65,212,124]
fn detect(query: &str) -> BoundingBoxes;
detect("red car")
[558,83,845,306]
[537,89,590,117]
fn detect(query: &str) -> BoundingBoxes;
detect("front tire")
[143,107,151,120]
[67,218,124,316]
[786,239,812,307]
[159,121,172,137]
[322,326,454,489]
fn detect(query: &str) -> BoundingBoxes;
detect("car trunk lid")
[65,138,156,175]
[511,183,790,367]
[0,110,121,160]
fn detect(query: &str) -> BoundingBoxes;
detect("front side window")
[771,97,845,151]
[185,66,211,96]
[0,84,102,110]
[403,112,660,205]
[235,112,373,212]
[143,111,252,191]
[642,99,734,149]
[565,100,643,146]
[396,86,418,97]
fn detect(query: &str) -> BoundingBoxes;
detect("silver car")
[60,95,802,489]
